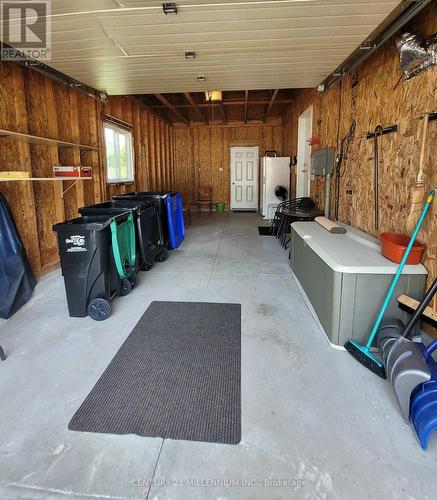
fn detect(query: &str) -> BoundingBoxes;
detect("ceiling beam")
[264,89,279,123]
[184,92,208,124]
[244,90,249,124]
[154,93,189,125]
[218,102,227,124]
[149,98,294,109]
[129,96,171,124]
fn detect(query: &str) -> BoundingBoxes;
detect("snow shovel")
[376,318,405,365]
[410,339,437,449]
[384,277,437,421]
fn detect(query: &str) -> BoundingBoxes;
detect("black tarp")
[0,193,36,319]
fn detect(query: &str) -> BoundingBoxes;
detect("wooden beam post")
[264,89,279,123]
[218,103,227,124]
[155,94,189,125]
[244,90,249,124]
[184,92,208,124]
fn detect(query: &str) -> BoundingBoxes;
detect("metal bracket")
[57,146,73,154]
[366,124,398,139]
[60,179,80,198]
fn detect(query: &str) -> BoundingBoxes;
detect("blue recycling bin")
[113,191,185,249]
[166,192,185,249]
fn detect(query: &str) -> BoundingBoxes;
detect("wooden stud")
[154,115,162,188]
[244,90,249,124]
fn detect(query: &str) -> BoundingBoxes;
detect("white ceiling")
[41,0,402,95]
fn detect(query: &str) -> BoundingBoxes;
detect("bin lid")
[79,200,149,215]
[53,212,130,232]
[115,191,171,199]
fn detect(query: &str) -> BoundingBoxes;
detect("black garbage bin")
[79,200,167,271]
[53,213,134,321]
[113,192,172,248]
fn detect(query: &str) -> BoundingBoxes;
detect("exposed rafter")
[244,90,249,124]
[149,98,294,109]
[130,96,171,124]
[184,92,208,124]
[154,93,189,125]
[264,89,279,123]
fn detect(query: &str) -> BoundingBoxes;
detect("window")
[104,123,134,183]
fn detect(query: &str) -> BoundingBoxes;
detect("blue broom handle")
[365,190,435,349]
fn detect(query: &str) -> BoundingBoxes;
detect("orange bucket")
[380,232,424,264]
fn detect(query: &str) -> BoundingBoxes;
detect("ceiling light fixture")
[197,75,206,82]
[185,51,196,60]
[162,2,177,15]
[205,90,222,102]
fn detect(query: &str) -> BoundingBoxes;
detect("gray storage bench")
[290,222,427,348]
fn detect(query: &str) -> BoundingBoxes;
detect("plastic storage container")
[53,213,135,321]
[380,232,424,265]
[113,191,185,249]
[79,200,168,270]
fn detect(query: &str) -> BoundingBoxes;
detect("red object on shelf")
[380,232,425,264]
[53,166,92,178]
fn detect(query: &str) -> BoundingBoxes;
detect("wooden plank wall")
[0,62,173,277]
[282,4,437,311]
[174,120,282,207]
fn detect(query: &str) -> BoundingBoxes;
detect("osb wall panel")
[0,62,173,277]
[174,121,283,207]
[0,63,41,273]
[282,4,437,310]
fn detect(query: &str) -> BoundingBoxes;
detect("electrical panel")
[311,148,335,176]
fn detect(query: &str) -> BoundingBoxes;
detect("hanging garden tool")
[372,125,383,230]
[344,190,434,378]
[366,124,397,230]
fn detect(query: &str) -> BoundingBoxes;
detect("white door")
[230,146,259,210]
[296,105,313,197]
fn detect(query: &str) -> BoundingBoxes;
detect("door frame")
[296,105,313,198]
[230,145,259,210]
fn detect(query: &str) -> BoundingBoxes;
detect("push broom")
[344,190,434,378]
[406,113,429,233]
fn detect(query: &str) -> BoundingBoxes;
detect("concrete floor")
[0,212,436,500]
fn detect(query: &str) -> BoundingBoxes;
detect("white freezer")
[260,156,290,219]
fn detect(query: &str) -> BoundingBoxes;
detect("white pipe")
[325,173,331,218]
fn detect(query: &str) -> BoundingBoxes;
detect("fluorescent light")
[205,90,222,101]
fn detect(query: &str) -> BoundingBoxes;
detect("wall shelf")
[0,177,92,181]
[0,176,92,198]
[0,129,100,152]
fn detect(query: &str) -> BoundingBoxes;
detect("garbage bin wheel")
[119,278,132,296]
[128,275,137,288]
[88,298,112,321]
[142,261,153,271]
[155,248,169,263]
